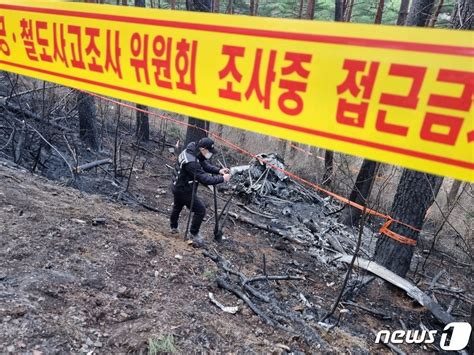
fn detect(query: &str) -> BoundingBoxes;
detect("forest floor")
[0,135,472,353]
[0,73,472,354]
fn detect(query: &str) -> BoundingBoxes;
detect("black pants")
[170,187,206,235]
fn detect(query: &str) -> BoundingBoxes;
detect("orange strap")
[85,90,423,241]
[379,219,417,246]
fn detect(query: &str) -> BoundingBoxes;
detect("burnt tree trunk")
[428,0,444,26]
[397,0,410,25]
[185,118,209,145]
[77,91,100,151]
[250,0,255,15]
[184,0,212,145]
[335,0,344,21]
[213,0,220,12]
[238,131,246,147]
[306,0,316,19]
[134,0,150,142]
[341,159,378,227]
[14,121,26,164]
[216,123,224,137]
[445,179,462,209]
[322,150,333,187]
[374,0,385,23]
[407,0,435,26]
[341,0,386,225]
[344,0,354,21]
[190,0,212,11]
[451,0,473,29]
[298,0,305,18]
[136,104,149,141]
[277,139,287,160]
[324,0,344,182]
[374,170,442,276]
[374,0,442,278]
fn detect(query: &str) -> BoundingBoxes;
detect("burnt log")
[75,159,112,173]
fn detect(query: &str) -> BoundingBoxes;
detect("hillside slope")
[1,158,471,354]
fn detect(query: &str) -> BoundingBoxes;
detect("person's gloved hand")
[223,173,231,182]
[219,168,230,175]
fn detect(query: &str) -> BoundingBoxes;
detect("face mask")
[203,151,213,160]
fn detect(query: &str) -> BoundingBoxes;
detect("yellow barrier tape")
[0,1,473,181]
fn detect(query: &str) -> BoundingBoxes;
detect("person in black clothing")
[170,137,231,247]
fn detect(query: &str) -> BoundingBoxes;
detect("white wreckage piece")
[208,292,239,314]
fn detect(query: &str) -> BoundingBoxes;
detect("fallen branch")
[1,100,72,132]
[336,254,455,325]
[8,116,75,179]
[0,128,14,152]
[437,251,471,267]
[268,302,326,346]
[13,120,26,163]
[432,289,472,304]
[321,209,368,323]
[0,85,59,101]
[216,277,275,325]
[342,301,392,320]
[203,251,270,302]
[119,192,168,214]
[428,269,446,294]
[446,298,456,314]
[238,203,275,219]
[75,159,112,173]
[215,276,302,336]
[204,251,305,322]
[130,142,173,163]
[228,211,285,234]
[228,211,305,244]
[245,275,305,284]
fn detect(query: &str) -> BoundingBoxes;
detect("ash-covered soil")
[1,70,472,354]
[0,155,471,354]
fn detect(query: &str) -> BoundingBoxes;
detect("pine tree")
[373,0,443,277]
[184,0,212,145]
[77,91,100,151]
[134,0,150,142]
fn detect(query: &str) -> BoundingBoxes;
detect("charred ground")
[0,74,472,354]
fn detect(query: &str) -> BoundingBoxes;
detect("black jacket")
[173,142,224,192]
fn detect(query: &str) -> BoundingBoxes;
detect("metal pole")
[184,169,197,240]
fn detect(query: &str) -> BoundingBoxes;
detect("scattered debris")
[208,292,239,314]
[0,72,471,353]
[71,218,87,224]
[92,217,106,226]
[229,153,323,204]
[336,254,455,325]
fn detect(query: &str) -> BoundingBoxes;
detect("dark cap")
[197,137,217,154]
